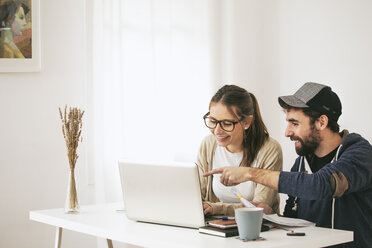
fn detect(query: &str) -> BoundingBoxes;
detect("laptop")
[118,160,206,228]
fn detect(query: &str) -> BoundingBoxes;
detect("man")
[204,82,372,248]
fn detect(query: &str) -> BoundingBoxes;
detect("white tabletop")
[29,203,353,248]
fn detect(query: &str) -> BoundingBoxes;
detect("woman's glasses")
[203,112,242,132]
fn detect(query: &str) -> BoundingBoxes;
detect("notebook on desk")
[118,160,206,228]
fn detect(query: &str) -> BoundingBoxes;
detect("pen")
[273,225,306,236]
[272,224,290,231]
[220,217,235,220]
[230,188,256,208]
[287,231,306,236]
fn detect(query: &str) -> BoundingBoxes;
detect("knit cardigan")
[196,134,283,216]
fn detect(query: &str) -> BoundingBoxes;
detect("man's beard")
[291,126,321,156]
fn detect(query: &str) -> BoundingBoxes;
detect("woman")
[197,85,282,216]
[0,1,29,58]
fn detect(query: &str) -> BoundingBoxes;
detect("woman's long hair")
[0,2,28,27]
[210,85,269,167]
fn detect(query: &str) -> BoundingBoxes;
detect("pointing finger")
[203,168,224,177]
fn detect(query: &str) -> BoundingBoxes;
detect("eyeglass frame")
[203,112,244,132]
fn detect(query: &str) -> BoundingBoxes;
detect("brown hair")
[0,2,29,28]
[279,99,340,133]
[210,85,269,167]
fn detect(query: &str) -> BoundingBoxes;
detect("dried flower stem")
[59,106,84,211]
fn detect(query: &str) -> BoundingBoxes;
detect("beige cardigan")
[196,135,283,216]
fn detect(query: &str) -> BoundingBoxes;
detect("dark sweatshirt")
[279,131,372,248]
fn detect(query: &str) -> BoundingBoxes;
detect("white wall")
[216,0,372,213]
[0,0,96,247]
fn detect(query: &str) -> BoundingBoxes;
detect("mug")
[235,207,263,240]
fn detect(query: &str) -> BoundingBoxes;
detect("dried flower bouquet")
[59,106,84,213]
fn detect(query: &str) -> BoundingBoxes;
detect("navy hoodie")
[279,131,372,248]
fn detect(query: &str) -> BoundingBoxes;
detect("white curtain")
[90,0,214,204]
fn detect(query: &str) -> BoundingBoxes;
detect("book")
[207,219,237,229]
[199,224,270,238]
[198,226,239,237]
[263,214,315,227]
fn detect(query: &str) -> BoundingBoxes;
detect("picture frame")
[0,0,40,72]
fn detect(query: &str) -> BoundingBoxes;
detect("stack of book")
[198,219,239,237]
[199,218,271,238]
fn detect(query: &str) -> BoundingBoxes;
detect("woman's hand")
[251,201,273,215]
[203,202,213,215]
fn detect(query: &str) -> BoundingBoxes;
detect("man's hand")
[203,202,213,215]
[203,167,251,186]
[204,166,280,190]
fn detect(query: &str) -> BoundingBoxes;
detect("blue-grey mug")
[235,207,263,240]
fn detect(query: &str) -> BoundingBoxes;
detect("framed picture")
[0,0,40,72]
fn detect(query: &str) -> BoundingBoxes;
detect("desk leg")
[106,239,113,248]
[55,227,62,248]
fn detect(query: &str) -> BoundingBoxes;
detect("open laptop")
[118,160,206,228]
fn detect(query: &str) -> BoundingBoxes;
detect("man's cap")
[278,82,342,121]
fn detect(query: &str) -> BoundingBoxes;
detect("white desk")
[30,203,353,248]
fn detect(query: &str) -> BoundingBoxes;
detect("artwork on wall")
[0,0,40,72]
